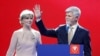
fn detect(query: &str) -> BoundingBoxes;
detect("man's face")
[65,12,77,26]
[21,14,34,27]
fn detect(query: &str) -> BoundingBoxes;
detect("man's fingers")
[35,4,38,10]
[34,4,40,10]
[34,4,42,13]
[37,4,40,10]
[33,8,35,12]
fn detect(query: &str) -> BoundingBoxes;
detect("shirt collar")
[66,23,79,29]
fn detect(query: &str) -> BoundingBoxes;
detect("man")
[34,5,91,56]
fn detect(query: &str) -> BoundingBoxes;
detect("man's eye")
[30,18,33,19]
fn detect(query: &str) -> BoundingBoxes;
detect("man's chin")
[67,22,71,25]
[67,22,74,26]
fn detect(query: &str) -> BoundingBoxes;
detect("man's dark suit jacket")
[35,20,91,56]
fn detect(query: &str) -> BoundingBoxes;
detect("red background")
[0,0,100,56]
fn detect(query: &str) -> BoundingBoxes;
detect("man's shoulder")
[78,25,89,33]
[55,24,66,31]
[59,24,66,27]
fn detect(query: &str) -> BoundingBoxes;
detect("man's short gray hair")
[65,6,81,18]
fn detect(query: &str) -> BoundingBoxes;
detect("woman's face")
[21,14,34,27]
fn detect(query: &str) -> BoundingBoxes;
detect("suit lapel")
[62,25,68,44]
[71,26,81,44]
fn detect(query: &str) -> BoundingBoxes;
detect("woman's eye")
[26,18,29,19]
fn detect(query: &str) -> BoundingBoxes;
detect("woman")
[6,9,42,56]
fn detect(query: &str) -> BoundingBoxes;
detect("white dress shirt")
[67,23,78,44]
[6,28,42,56]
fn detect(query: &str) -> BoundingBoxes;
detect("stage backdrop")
[0,0,100,56]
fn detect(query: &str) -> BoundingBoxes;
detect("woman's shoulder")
[31,29,40,34]
[13,28,23,34]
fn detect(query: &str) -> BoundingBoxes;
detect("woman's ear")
[19,18,22,24]
[19,21,21,24]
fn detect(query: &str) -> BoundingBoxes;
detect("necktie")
[68,27,74,45]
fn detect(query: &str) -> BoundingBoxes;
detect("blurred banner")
[37,44,83,56]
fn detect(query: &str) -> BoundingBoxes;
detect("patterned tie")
[68,27,74,45]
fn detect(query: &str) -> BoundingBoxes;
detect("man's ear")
[75,16,78,18]
[74,17,78,22]
[75,16,79,20]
